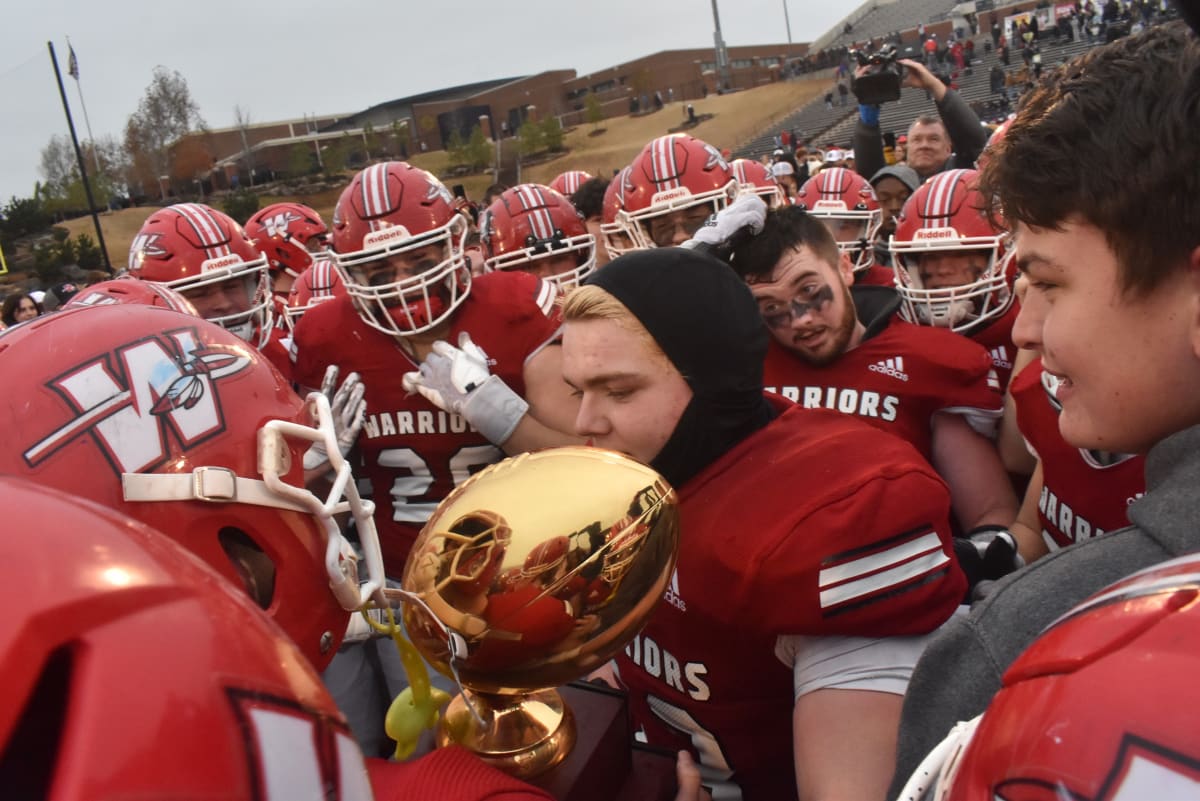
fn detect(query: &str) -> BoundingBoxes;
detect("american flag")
[67,44,79,80]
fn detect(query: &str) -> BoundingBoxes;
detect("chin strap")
[122,467,309,511]
[121,392,386,614]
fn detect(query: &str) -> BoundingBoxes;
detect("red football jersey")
[966,300,1019,390]
[292,272,559,572]
[367,747,553,800]
[763,291,1002,461]
[616,400,963,801]
[853,262,896,288]
[1010,357,1145,551]
[259,326,293,383]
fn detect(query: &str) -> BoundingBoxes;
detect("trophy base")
[437,688,577,779]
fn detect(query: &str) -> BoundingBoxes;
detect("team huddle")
[3,18,1200,801]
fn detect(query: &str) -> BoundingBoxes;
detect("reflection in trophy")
[401,447,679,778]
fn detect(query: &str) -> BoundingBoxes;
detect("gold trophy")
[400,446,679,778]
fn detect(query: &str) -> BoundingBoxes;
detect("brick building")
[189,42,808,189]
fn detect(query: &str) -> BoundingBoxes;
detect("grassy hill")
[57,77,825,272]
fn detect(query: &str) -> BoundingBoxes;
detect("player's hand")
[401,332,529,445]
[953,526,1025,602]
[682,194,767,256]
[674,751,713,801]
[303,365,367,472]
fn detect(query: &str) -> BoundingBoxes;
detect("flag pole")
[48,40,113,274]
[66,37,102,175]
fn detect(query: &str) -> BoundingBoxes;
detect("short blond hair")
[560,284,670,365]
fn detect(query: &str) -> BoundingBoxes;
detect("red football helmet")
[521,536,570,582]
[0,304,386,669]
[284,257,346,330]
[796,167,883,274]
[0,477,372,800]
[330,161,470,336]
[62,276,199,315]
[549,170,594,198]
[600,165,636,259]
[244,201,330,281]
[730,158,787,209]
[478,183,596,291]
[890,169,1014,333]
[620,134,739,249]
[901,554,1200,801]
[128,202,274,347]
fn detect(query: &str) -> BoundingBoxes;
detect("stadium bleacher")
[735,6,1106,165]
[822,0,961,51]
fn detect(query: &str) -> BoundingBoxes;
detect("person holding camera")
[852,56,988,185]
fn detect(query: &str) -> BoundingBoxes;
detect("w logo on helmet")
[128,232,166,271]
[24,327,252,475]
[260,211,302,239]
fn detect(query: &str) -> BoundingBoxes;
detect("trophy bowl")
[400,446,679,778]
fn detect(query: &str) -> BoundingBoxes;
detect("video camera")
[850,44,904,105]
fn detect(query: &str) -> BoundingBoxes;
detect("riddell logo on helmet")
[913,228,959,241]
[201,254,244,273]
[813,200,849,211]
[363,226,413,248]
[650,187,694,206]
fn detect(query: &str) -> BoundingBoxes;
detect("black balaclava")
[583,248,776,488]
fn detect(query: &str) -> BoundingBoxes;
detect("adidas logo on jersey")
[868,356,909,381]
[990,346,1013,370]
[663,568,686,612]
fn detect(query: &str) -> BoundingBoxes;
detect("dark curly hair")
[980,21,1200,297]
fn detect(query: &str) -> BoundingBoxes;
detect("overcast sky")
[0,0,858,202]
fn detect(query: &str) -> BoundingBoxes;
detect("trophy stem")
[436,688,577,778]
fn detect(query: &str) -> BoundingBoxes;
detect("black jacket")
[853,88,988,182]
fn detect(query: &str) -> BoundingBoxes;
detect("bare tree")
[39,134,77,199]
[124,66,207,199]
[234,104,255,186]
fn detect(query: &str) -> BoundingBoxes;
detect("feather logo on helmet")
[24,327,253,475]
[703,143,729,171]
[426,178,454,206]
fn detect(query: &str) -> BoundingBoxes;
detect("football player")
[598,165,636,261]
[0,302,381,670]
[1006,354,1145,562]
[548,169,594,198]
[478,183,596,292]
[283,256,346,331]
[730,158,787,209]
[128,202,294,380]
[0,476,556,801]
[889,168,1021,388]
[730,206,1018,536]
[561,247,964,800]
[244,200,330,300]
[291,161,580,575]
[568,175,612,268]
[618,133,739,249]
[795,167,894,286]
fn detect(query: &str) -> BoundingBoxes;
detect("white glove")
[303,365,367,471]
[682,193,767,251]
[402,332,528,445]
